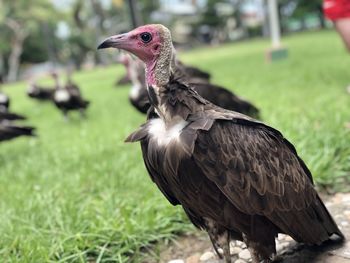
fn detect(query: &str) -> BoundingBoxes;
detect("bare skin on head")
[99,25,176,123]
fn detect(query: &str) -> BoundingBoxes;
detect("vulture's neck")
[53,77,61,90]
[145,49,172,87]
[145,43,175,123]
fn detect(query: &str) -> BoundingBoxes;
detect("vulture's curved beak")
[97,33,128,50]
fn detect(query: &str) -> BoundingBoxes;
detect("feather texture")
[126,76,343,262]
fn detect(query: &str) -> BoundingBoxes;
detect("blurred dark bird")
[27,71,78,102]
[98,24,344,263]
[122,54,259,117]
[0,111,26,122]
[52,73,90,119]
[0,90,26,121]
[0,90,10,112]
[0,122,35,142]
[0,87,36,142]
[176,60,211,83]
[190,82,260,118]
[27,81,55,102]
[116,74,131,86]
[122,54,150,113]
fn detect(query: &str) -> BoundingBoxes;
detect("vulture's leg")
[207,232,223,259]
[216,230,231,263]
[204,218,231,259]
[79,108,86,118]
[63,111,69,122]
[204,218,223,259]
[243,234,274,263]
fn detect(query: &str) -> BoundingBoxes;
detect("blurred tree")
[200,0,227,28]
[0,0,161,77]
[196,0,235,43]
[127,0,143,27]
[139,0,159,24]
[0,0,60,81]
[19,21,60,64]
[0,21,10,81]
[20,29,50,63]
[62,0,129,68]
[62,0,159,69]
[293,0,324,28]
[278,0,324,31]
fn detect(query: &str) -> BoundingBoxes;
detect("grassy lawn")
[0,30,349,262]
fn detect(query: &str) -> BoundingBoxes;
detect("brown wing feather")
[193,119,343,243]
[194,120,315,214]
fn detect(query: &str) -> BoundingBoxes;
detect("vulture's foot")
[243,234,275,263]
[204,218,231,262]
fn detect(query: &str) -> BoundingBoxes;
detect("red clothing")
[323,0,350,20]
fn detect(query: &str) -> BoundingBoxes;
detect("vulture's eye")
[140,32,152,43]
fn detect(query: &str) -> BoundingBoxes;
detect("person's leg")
[334,18,350,52]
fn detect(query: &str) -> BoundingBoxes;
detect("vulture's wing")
[193,119,342,243]
[193,120,316,215]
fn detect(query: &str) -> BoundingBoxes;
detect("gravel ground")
[151,193,350,263]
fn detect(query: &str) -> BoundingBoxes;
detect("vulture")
[0,111,26,122]
[0,122,35,142]
[98,25,344,263]
[121,54,151,113]
[0,90,10,112]
[27,81,55,101]
[0,91,35,141]
[0,90,26,121]
[176,59,211,84]
[116,74,131,86]
[52,73,90,119]
[27,71,77,102]
[122,54,259,117]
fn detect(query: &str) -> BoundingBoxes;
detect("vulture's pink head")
[98,25,170,64]
[98,24,173,86]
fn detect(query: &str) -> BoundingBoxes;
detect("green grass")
[0,30,349,262]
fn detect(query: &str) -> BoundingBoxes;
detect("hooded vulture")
[27,80,55,102]
[0,91,35,141]
[52,73,90,119]
[0,90,10,112]
[176,59,211,83]
[98,24,343,263]
[0,90,26,121]
[0,123,35,142]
